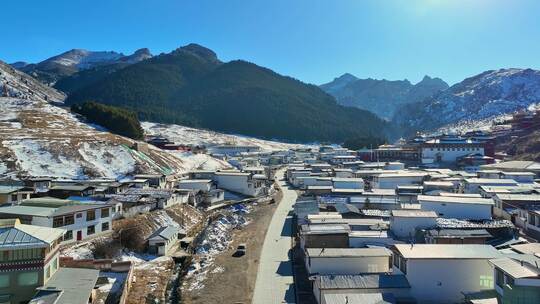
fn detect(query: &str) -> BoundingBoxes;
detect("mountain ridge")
[320,73,449,119]
[63,43,389,143]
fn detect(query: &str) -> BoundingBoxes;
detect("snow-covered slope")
[395,68,540,133]
[142,122,311,151]
[0,97,230,179]
[0,62,230,178]
[0,60,65,102]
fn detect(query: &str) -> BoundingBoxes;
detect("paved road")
[252,168,297,304]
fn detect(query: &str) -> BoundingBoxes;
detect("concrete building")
[312,274,410,304]
[420,137,484,164]
[463,178,519,194]
[417,195,494,220]
[29,267,100,304]
[372,172,427,189]
[392,244,500,303]
[424,229,492,244]
[490,257,540,304]
[134,174,167,188]
[0,186,32,206]
[305,248,392,275]
[0,219,65,303]
[209,144,261,156]
[0,198,113,242]
[214,171,266,197]
[147,226,181,256]
[390,210,438,239]
[332,178,364,190]
[299,224,350,249]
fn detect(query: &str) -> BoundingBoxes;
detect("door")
[76,230,82,241]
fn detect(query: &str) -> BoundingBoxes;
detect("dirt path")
[181,185,283,303]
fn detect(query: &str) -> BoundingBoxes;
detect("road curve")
[252,168,297,304]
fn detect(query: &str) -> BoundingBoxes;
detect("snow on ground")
[183,204,251,291]
[0,97,230,178]
[142,122,311,151]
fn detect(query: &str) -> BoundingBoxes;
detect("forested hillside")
[64,44,389,143]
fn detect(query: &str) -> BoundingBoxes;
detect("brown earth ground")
[182,188,283,304]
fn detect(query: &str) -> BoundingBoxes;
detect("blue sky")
[2,0,540,85]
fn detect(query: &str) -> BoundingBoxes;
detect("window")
[64,215,74,226]
[17,272,38,286]
[505,274,514,286]
[87,225,95,235]
[76,213,83,218]
[496,268,505,288]
[480,275,493,288]
[101,208,110,218]
[11,194,17,202]
[64,230,73,241]
[0,274,9,288]
[86,210,96,221]
[45,265,50,279]
[51,257,58,272]
[102,222,109,232]
[52,216,64,228]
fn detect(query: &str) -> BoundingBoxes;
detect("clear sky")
[2,0,540,85]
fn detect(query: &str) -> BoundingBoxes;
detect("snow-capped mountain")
[11,48,152,84]
[320,74,448,119]
[394,68,540,135]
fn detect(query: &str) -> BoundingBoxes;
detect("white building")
[0,186,32,206]
[500,171,536,183]
[214,171,266,197]
[147,226,181,256]
[305,248,392,275]
[417,195,494,220]
[177,179,213,192]
[372,172,427,189]
[490,257,540,303]
[209,145,261,156]
[420,138,484,164]
[390,210,438,239]
[392,244,500,303]
[332,178,364,190]
[0,198,113,242]
[463,178,519,194]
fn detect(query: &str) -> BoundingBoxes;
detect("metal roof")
[307,247,391,258]
[148,226,180,241]
[0,185,25,194]
[509,243,540,255]
[464,178,518,185]
[300,224,350,234]
[494,194,540,202]
[30,268,99,304]
[426,229,492,238]
[318,274,410,289]
[0,221,64,249]
[490,257,540,279]
[391,210,438,218]
[394,244,501,259]
[322,293,396,304]
[418,195,494,205]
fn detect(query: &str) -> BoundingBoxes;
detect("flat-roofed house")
[490,257,540,303]
[500,171,536,183]
[391,244,500,303]
[312,274,410,304]
[214,171,267,197]
[372,172,428,190]
[0,198,113,243]
[47,185,95,199]
[332,178,364,190]
[424,229,492,244]
[417,195,494,220]
[29,267,100,304]
[390,210,437,239]
[0,185,33,206]
[463,178,519,194]
[493,194,540,240]
[305,248,393,275]
[0,219,64,303]
[134,174,167,188]
[299,224,350,249]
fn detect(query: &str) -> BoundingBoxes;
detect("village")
[0,121,540,304]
